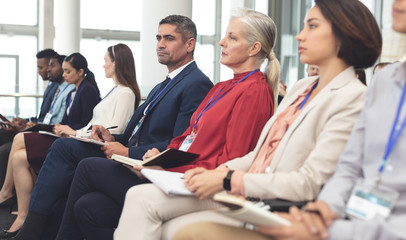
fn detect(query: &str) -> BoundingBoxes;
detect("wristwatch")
[223,170,235,191]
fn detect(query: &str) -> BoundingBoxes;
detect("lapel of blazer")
[145,62,197,114]
[268,67,356,172]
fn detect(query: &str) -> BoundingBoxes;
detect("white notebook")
[140,168,194,196]
[213,192,291,227]
[69,135,108,146]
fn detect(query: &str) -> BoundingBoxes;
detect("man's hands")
[2,117,28,132]
[91,125,115,142]
[142,148,160,161]
[101,142,128,159]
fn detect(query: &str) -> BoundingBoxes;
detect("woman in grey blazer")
[115,2,382,239]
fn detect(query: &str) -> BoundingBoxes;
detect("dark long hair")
[108,44,141,108]
[64,53,100,96]
[315,0,382,69]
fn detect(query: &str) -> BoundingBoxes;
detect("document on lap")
[111,148,199,169]
[68,135,108,146]
[39,131,60,138]
[140,168,194,196]
[213,192,291,227]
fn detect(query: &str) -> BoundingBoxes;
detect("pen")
[304,209,321,216]
[87,126,118,133]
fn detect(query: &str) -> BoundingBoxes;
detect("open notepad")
[69,135,108,146]
[39,131,60,138]
[140,168,194,196]
[111,148,199,169]
[213,192,291,227]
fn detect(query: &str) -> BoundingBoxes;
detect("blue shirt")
[40,81,74,124]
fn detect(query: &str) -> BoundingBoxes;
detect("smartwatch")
[223,170,235,191]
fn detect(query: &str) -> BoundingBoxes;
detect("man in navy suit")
[0,49,58,189]
[11,15,213,240]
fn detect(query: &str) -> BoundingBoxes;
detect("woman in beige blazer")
[114,2,382,239]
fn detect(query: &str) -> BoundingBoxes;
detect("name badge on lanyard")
[43,112,53,124]
[179,132,196,152]
[178,70,259,153]
[346,82,406,221]
[346,179,399,220]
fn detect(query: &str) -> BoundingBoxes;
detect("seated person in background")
[0,49,59,188]
[177,1,406,239]
[11,14,213,240]
[56,8,279,240]
[355,68,366,85]
[54,44,141,138]
[114,1,382,239]
[373,61,392,75]
[0,52,100,238]
[0,53,72,211]
[306,64,319,77]
[278,79,287,104]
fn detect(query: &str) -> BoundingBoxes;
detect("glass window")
[0,98,16,118]
[0,57,17,95]
[0,35,38,94]
[18,97,38,119]
[192,0,216,36]
[0,0,37,25]
[195,43,215,81]
[81,39,141,97]
[255,0,269,15]
[80,0,142,31]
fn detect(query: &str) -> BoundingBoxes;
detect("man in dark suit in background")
[11,15,213,240]
[0,49,58,189]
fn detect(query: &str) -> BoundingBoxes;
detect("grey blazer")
[225,66,366,201]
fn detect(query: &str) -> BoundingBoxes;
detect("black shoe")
[0,229,19,239]
[0,196,16,209]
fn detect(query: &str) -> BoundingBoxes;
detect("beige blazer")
[225,67,366,201]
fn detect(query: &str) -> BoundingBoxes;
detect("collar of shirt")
[167,60,194,80]
[58,81,69,90]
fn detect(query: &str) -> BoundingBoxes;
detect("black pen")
[304,209,321,216]
[87,126,118,133]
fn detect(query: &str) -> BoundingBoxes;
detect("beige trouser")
[114,183,239,240]
[173,222,271,240]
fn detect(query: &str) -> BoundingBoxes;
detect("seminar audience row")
[0,0,404,239]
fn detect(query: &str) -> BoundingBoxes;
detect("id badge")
[43,112,53,124]
[179,133,196,152]
[132,115,145,137]
[346,179,399,221]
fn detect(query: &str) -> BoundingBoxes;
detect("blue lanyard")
[100,84,118,102]
[143,76,176,116]
[49,84,70,112]
[378,82,406,174]
[193,69,259,131]
[299,81,318,110]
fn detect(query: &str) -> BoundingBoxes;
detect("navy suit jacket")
[114,61,213,159]
[35,81,59,122]
[61,78,100,130]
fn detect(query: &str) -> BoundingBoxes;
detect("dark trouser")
[28,138,105,236]
[56,157,149,240]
